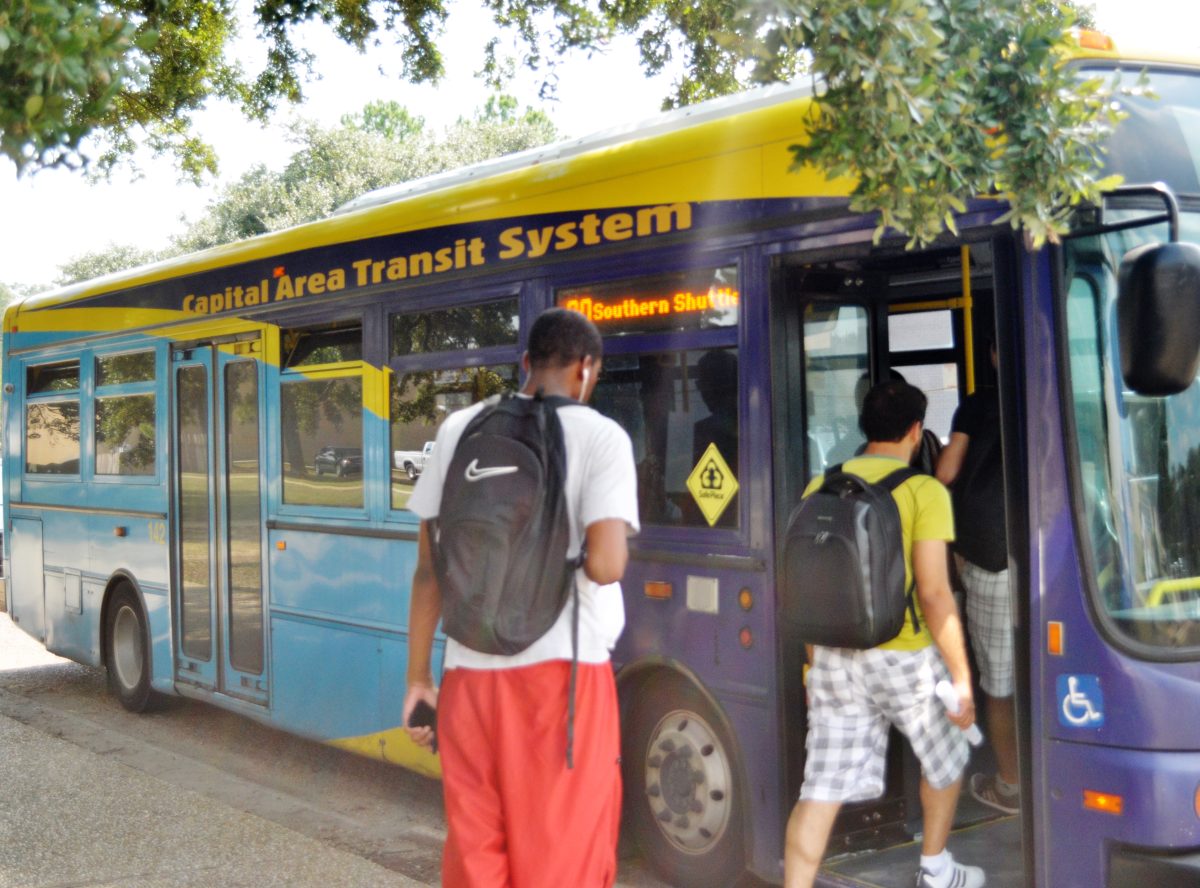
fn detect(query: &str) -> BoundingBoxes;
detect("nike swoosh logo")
[464,459,519,482]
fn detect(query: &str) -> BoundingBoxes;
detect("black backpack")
[432,391,577,656]
[781,463,922,649]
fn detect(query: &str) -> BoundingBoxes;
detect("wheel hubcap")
[643,708,732,854]
[112,604,143,691]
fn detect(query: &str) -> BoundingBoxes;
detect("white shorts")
[799,645,970,802]
[961,560,1014,698]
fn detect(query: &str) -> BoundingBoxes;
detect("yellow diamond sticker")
[686,443,739,527]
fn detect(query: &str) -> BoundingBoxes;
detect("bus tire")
[105,584,159,713]
[623,673,744,888]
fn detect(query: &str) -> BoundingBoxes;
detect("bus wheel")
[624,674,744,888]
[105,585,158,713]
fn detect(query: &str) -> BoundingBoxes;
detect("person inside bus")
[936,341,1019,815]
[785,380,984,888]
[826,369,942,474]
[402,307,640,888]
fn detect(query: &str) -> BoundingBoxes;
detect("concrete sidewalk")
[0,614,421,888]
[0,707,422,888]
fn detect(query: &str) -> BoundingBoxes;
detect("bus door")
[171,337,268,706]
[772,250,987,854]
[773,267,919,850]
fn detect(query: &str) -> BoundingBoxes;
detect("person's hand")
[402,682,439,751]
[946,679,976,731]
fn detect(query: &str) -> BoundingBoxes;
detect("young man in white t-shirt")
[403,307,639,888]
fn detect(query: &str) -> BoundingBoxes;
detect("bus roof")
[10,80,829,319]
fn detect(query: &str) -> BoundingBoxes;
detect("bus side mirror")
[1118,241,1200,396]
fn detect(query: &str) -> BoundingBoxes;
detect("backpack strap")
[535,387,583,769]
[878,466,925,634]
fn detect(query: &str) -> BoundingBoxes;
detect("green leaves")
[0,0,146,174]
[777,0,1120,247]
[51,98,557,283]
[0,0,1124,254]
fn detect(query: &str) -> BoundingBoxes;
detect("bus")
[5,32,1200,888]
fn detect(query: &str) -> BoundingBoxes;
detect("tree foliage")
[172,97,555,252]
[731,0,1122,246]
[54,244,162,288]
[3,0,1124,249]
[1,0,248,178]
[50,99,556,283]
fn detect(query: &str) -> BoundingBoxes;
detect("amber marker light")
[273,266,287,278]
[276,540,287,551]
[113,526,127,537]
[1083,790,1124,815]
[738,588,753,611]
[739,627,753,649]
[1077,29,1115,51]
[644,581,672,600]
[1048,621,1064,656]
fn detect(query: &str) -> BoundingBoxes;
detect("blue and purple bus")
[5,33,1200,888]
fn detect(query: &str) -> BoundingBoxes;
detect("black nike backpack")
[781,464,922,649]
[432,391,578,656]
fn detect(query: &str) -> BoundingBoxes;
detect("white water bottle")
[935,680,984,747]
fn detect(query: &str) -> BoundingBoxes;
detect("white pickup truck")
[393,441,435,480]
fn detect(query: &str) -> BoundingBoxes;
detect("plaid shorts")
[961,560,1014,698]
[799,645,970,802]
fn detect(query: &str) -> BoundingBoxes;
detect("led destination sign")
[558,266,739,335]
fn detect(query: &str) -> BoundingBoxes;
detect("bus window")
[280,375,364,508]
[279,320,365,509]
[282,319,363,367]
[558,265,740,528]
[1065,211,1200,649]
[388,297,522,511]
[804,304,868,473]
[591,347,739,528]
[888,310,960,442]
[391,298,519,356]
[25,359,81,475]
[95,351,156,477]
[390,363,519,510]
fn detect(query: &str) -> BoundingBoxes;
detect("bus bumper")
[1109,846,1200,888]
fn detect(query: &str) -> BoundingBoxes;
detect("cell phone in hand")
[408,700,437,731]
[407,700,438,753]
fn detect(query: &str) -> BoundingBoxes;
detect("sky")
[2,0,1199,292]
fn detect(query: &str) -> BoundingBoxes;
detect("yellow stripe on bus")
[329,727,443,779]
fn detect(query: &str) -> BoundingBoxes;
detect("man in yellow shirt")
[784,380,983,888]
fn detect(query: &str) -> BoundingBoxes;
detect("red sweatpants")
[438,660,622,888]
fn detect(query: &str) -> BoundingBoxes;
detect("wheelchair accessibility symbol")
[1057,674,1105,728]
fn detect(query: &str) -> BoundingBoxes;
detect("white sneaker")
[915,852,986,888]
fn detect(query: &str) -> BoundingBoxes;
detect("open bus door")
[771,240,1026,887]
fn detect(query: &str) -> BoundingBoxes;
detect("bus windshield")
[1065,204,1200,652]
[1091,65,1200,197]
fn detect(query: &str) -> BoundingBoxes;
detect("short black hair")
[527,307,603,368]
[859,379,927,443]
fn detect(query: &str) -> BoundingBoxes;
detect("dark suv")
[314,446,362,478]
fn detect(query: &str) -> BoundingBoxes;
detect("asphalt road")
[0,613,682,888]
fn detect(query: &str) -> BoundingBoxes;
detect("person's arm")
[584,517,629,585]
[913,537,975,730]
[935,431,970,486]
[403,520,441,749]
